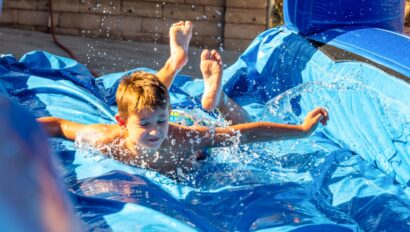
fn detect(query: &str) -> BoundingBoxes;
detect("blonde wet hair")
[116,71,169,119]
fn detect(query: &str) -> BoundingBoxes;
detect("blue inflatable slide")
[0,0,409,231]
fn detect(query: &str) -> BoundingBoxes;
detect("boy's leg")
[157,21,193,89]
[217,92,253,124]
[200,49,252,124]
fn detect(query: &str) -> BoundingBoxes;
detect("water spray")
[47,0,98,77]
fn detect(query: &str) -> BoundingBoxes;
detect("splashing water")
[258,73,410,185]
[60,65,410,190]
[185,71,409,189]
[75,130,110,162]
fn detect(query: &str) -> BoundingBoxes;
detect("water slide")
[0,0,409,231]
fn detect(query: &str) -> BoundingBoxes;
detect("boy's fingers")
[320,116,327,126]
[313,113,323,123]
[320,108,329,123]
[315,107,329,119]
[307,107,329,126]
[308,108,320,118]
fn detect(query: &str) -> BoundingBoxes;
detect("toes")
[209,50,223,65]
[170,24,178,33]
[215,53,223,65]
[201,49,210,60]
[185,21,193,29]
[201,49,223,65]
[184,21,193,36]
[170,21,184,31]
[170,21,193,37]
[210,49,217,59]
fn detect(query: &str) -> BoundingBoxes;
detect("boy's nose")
[149,127,160,136]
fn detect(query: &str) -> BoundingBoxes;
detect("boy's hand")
[301,107,329,135]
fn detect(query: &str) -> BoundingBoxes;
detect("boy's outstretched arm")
[37,117,85,140]
[37,116,109,141]
[169,108,329,149]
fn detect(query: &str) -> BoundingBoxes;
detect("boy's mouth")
[147,137,161,143]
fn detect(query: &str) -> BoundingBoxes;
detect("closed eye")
[139,122,149,127]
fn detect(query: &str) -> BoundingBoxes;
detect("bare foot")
[200,49,223,110]
[169,21,193,72]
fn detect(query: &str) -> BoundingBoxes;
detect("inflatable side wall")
[282,0,410,79]
[284,0,405,35]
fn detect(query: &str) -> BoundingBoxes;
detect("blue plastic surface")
[308,27,410,78]
[284,0,405,35]
[1,0,410,230]
[1,26,410,230]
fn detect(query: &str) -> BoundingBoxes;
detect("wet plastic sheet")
[1,30,410,232]
[283,0,405,35]
[308,27,410,78]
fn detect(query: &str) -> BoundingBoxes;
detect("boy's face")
[125,107,170,150]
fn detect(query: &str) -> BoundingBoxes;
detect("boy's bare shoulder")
[79,123,122,145]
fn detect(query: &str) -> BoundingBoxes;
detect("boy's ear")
[115,114,126,128]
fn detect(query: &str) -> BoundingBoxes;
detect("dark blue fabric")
[284,0,405,35]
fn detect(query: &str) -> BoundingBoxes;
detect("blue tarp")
[1,0,410,230]
[284,0,405,35]
[307,27,410,78]
[1,25,410,231]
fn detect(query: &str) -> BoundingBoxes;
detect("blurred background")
[0,0,409,77]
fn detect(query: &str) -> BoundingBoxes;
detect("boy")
[38,22,329,176]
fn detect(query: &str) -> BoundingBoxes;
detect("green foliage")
[270,0,284,27]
